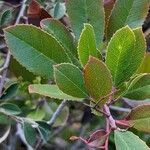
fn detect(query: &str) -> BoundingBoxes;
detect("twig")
[15,0,27,25]
[104,117,109,150]
[109,105,131,113]
[47,100,67,126]
[103,105,116,129]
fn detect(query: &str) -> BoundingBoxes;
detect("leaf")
[54,63,88,98]
[27,0,51,26]
[4,25,71,80]
[0,82,18,100]
[9,58,36,82]
[137,53,150,73]
[77,23,99,66]
[114,130,149,150]
[106,26,145,87]
[27,108,45,121]
[36,121,51,142]
[126,104,150,133]
[0,9,12,27]
[40,18,79,66]
[124,74,150,100]
[84,57,112,106]
[0,103,21,115]
[104,0,115,27]
[107,0,150,39]
[49,2,66,19]
[66,0,105,47]
[23,122,37,147]
[29,84,83,101]
[70,130,108,148]
[0,125,11,144]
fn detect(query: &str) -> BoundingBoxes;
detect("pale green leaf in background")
[29,84,83,101]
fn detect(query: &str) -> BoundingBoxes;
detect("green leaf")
[27,108,45,121]
[29,84,83,101]
[0,82,18,100]
[0,103,21,115]
[23,122,37,147]
[126,105,150,133]
[78,23,99,66]
[124,74,150,100]
[49,2,66,19]
[4,25,71,79]
[40,18,79,66]
[137,52,150,73]
[0,9,12,26]
[9,58,36,82]
[106,26,145,87]
[36,121,51,142]
[66,0,105,47]
[84,56,112,106]
[54,63,88,98]
[107,0,150,39]
[114,130,149,150]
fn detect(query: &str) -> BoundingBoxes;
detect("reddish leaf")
[70,130,109,148]
[27,0,51,26]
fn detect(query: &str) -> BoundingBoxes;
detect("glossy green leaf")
[23,122,37,147]
[107,0,150,39]
[29,84,83,101]
[84,57,112,105]
[4,25,71,79]
[137,53,150,73]
[0,103,21,115]
[114,130,149,150]
[40,18,79,66]
[66,0,105,47]
[78,24,99,66]
[124,74,150,100]
[125,105,150,133]
[54,63,88,98]
[106,26,145,87]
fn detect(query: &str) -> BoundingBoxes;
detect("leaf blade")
[54,63,88,98]
[4,25,71,79]
[84,56,112,106]
[29,84,83,101]
[66,0,105,47]
[114,130,149,150]
[78,23,99,66]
